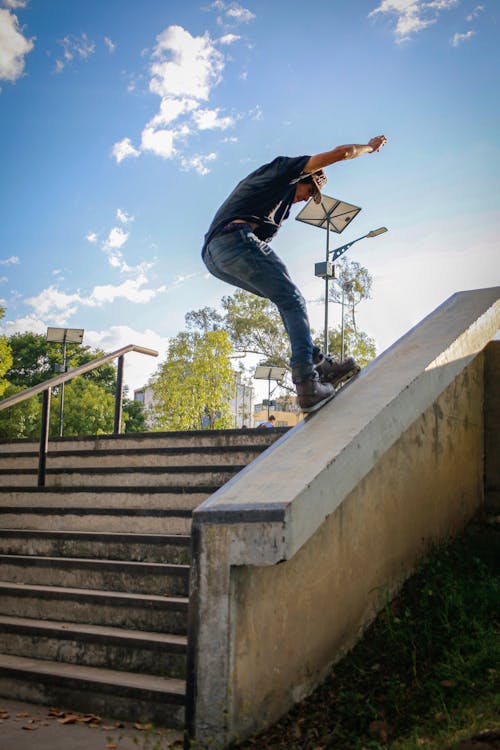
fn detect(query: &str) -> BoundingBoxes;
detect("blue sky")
[0,0,498,393]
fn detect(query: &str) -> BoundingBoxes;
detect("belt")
[217,221,253,235]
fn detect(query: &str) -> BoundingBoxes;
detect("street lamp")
[315,227,388,355]
[296,195,362,355]
[253,366,287,419]
[46,327,84,437]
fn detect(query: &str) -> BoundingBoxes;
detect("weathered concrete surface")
[484,340,500,510]
[231,358,483,735]
[186,287,500,748]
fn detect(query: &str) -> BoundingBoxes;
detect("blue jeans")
[202,226,315,380]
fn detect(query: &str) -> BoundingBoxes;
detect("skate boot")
[295,372,335,413]
[314,353,360,387]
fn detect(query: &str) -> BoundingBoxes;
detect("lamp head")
[366,227,388,238]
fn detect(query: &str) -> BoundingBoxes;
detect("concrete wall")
[186,288,500,749]
[484,341,500,510]
[230,358,483,735]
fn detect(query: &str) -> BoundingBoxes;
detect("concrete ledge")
[186,287,499,747]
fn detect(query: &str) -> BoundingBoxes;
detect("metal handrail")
[0,344,158,486]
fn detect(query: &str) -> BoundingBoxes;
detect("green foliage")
[0,383,41,439]
[49,379,115,436]
[221,290,290,367]
[0,331,118,439]
[0,307,12,397]
[5,332,116,391]
[122,396,147,433]
[150,329,234,431]
[314,323,377,368]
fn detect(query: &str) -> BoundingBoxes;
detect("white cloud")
[181,152,217,175]
[84,325,169,391]
[104,227,129,251]
[140,125,177,159]
[150,25,224,101]
[466,5,484,21]
[89,276,166,306]
[0,8,34,83]
[219,33,241,44]
[192,107,234,130]
[112,24,237,169]
[55,32,96,73]
[0,315,46,337]
[0,255,20,265]
[86,231,98,244]
[25,286,83,325]
[104,36,116,53]
[117,208,134,224]
[0,276,7,283]
[369,0,458,42]
[112,137,140,163]
[451,29,475,46]
[226,4,255,23]
[2,1,28,8]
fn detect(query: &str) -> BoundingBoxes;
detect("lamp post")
[315,227,388,356]
[46,327,84,437]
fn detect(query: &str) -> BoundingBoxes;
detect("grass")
[233,517,499,750]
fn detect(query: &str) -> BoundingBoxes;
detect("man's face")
[293,181,315,204]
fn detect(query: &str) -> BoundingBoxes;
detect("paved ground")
[0,698,183,750]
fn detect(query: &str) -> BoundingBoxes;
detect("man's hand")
[368,135,387,152]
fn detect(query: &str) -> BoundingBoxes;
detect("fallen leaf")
[105,744,118,749]
[16,712,31,718]
[134,722,153,730]
[58,714,79,725]
[22,725,38,731]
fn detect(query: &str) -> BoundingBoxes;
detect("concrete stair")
[0,428,286,727]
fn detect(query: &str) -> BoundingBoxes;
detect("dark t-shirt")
[203,154,310,249]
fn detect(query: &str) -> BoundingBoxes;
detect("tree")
[150,329,234,431]
[0,384,40,439]
[0,307,12,398]
[0,332,120,439]
[328,257,373,334]
[221,290,290,367]
[49,379,115,436]
[6,333,116,391]
[313,324,376,368]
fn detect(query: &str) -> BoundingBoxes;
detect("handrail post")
[38,388,51,487]
[114,355,125,434]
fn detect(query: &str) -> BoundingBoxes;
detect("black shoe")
[295,372,335,413]
[315,354,360,386]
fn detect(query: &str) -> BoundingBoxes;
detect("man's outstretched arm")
[304,135,387,173]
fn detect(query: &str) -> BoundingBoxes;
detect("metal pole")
[341,286,345,361]
[114,355,125,434]
[267,379,271,419]
[58,338,67,437]
[38,387,51,487]
[324,220,330,354]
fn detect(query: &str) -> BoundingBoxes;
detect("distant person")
[259,415,276,428]
[202,136,387,413]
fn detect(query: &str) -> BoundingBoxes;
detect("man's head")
[293,170,327,204]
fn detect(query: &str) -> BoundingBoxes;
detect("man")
[202,135,387,412]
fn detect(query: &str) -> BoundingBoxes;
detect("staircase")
[0,427,286,727]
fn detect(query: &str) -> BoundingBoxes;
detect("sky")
[0,0,499,397]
